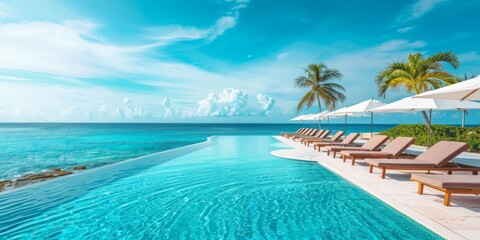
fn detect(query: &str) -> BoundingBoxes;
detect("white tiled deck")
[272,136,480,240]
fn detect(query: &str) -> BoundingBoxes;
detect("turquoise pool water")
[0,123,396,180]
[0,136,441,239]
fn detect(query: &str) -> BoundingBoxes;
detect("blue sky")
[0,0,479,124]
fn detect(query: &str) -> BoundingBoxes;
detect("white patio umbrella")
[289,114,312,128]
[326,107,369,133]
[308,110,336,130]
[414,75,480,101]
[371,96,480,146]
[289,114,307,121]
[331,99,386,136]
[302,113,326,129]
[414,75,480,127]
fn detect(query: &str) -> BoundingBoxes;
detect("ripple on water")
[0,136,441,239]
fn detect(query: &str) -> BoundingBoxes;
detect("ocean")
[0,123,396,180]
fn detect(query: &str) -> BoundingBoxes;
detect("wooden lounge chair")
[340,137,415,165]
[366,141,480,179]
[281,128,304,137]
[324,135,390,158]
[410,173,480,206]
[289,128,318,139]
[284,128,312,138]
[293,130,325,142]
[299,130,332,144]
[313,133,360,151]
[302,130,341,145]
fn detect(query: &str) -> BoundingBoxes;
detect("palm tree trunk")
[421,110,431,127]
[317,97,322,129]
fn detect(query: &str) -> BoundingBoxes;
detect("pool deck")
[272,136,480,240]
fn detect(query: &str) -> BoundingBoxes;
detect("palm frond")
[294,63,346,112]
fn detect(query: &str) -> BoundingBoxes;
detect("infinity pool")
[0,136,440,239]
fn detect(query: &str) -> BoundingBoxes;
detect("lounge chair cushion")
[319,130,330,138]
[328,131,344,141]
[360,135,389,151]
[411,173,480,189]
[341,133,360,144]
[415,141,469,167]
[365,158,436,168]
[380,137,415,155]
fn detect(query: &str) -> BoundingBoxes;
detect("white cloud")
[148,0,246,44]
[161,97,175,118]
[397,26,416,33]
[399,0,448,21]
[192,88,249,117]
[121,97,154,119]
[161,97,171,108]
[208,16,237,40]
[148,15,237,44]
[150,26,209,42]
[256,94,275,115]
[0,21,138,78]
[147,15,238,44]
[276,52,290,60]
[458,51,480,63]
[123,97,134,106]
[375,39,426,52]
[180,88,278,118]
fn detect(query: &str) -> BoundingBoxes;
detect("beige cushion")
[365,158,436,168]
[341,133,360,144]
[415,141,469,167]
[411,173,480,189]
[329,131,344,141]
[381,137,415,155]
[362,135,389,150]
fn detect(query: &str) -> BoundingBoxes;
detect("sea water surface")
[0,123,396,180]
[0,135,440,239]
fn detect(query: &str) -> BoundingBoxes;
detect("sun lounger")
[302,130,341,145]
[293,130,325,141]
[313,133,360,151]
[324,135,389,158]
[283,128,312,138]
[289,128,318,139]
[282,128,305,137]
[410,173,480,206]
[299,130,332,143]
[341,137,415,165]
[366,141,480,179]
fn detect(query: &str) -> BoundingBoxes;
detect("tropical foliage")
[382,124,480,152]
[375,52,460,126]
[295,63,346,112]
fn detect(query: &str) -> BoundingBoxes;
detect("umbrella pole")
[344,115,347,133]
[428,109,432,148]
[370,112,373,137]
[462,110,465,128]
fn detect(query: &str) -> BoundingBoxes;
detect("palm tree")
[376,52,460,127]
[295,63,346,114]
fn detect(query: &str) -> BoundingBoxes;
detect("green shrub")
[381,124,480,152]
